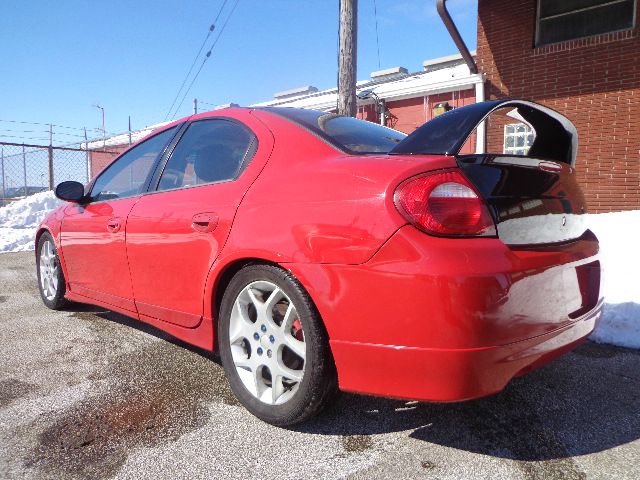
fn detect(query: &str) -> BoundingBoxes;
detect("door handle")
[191,212,218,233]
[107,217,122,233]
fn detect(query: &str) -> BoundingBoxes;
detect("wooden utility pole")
[337,0,358,117]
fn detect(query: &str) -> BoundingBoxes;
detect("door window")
[157,119,256,192]
[90,126,178,201]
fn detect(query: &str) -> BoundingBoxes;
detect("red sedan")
[36,100,603,425]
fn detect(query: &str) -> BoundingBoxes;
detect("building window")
[536,0,637,46]
[504,124,534,156]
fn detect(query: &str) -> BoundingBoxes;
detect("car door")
[60,126,179,311]
[125,115,271,328]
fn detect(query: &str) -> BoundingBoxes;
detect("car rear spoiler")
[389,99,578,166]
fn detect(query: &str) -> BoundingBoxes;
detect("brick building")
[88,1,638,212]
[477,0,639,212]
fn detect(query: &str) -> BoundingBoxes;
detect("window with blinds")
[536,0,636,46]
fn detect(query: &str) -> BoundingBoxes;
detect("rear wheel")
[218,264,337,426]
[36,232,68,310]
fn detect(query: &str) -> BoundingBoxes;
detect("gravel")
[1,251,639,480]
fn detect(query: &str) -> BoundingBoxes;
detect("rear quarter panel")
[222,110,457,265]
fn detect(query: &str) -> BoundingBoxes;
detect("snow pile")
[0,191,60,253]
[587,210,640,349]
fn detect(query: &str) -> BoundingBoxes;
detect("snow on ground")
[0,191,60,253]
[587,210,640,349]
[0,192,637,348]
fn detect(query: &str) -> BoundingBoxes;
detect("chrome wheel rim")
[229,281,306,405]
[39,239,59,301]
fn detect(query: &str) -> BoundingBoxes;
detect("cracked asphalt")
[1,251,639,480]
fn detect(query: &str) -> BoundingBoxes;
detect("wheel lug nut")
[257,347,263,355]
[261,324,267,332]
[253,332,260,340]
[269,335,275,343]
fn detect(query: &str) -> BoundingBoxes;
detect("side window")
[90,126,177,201]
[157,119,255,192]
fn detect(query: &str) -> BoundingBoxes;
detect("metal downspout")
[436,0,478,74]
[436,0,485,152]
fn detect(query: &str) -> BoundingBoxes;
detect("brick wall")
[477,0,640,212]
[89,144,129,178]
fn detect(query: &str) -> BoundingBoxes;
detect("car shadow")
[64,302,220,363]
[296,341,640,461]
[66,303,640,462]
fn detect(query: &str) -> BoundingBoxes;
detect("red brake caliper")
[292,319,304,341]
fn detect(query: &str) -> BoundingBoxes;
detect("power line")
[0,134,50,142]
[163,23,216,120]
[197,100,219,107]
[163,0,230,121]
[0,128,45,134]
[0,118,103,133]
[373,0,381,69]
[0,128,93,139]
[0,125,114,147]
[51,131,86,138]
[0,126,116,141]
[170,0,241,120]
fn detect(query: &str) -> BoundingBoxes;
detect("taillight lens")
[394,169,496,237]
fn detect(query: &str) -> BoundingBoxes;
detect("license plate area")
[568,260,601,319]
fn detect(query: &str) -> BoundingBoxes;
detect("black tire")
[218,264,337,426]
[36,232,69,310]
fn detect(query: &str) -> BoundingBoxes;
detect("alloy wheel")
[39,239,59,301]
[228,280,306,405]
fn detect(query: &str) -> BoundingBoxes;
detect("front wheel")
[218,264,337,426]
[36,232,68,310]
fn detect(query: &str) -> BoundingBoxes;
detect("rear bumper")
[286,225,603,402]
[330,299,602,402]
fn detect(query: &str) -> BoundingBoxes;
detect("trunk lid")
[390,99,589,246]
[458,154,588,245]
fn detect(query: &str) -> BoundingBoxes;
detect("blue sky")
[0,0,477,144]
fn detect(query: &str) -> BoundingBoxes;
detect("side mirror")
[54,181,86,203]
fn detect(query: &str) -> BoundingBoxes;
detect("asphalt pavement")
[1,251,639,480]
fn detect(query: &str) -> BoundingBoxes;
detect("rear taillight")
[394,169,496,237]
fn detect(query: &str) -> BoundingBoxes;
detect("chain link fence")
[0,142,118,206]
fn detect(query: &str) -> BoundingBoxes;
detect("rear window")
[264,108,406,154]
